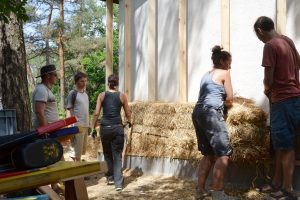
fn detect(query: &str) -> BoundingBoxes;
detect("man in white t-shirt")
[32,65,59,128]
[66,72,89,161]
[32,64,64,195]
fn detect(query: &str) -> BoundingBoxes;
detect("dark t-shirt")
[262,35,300,102]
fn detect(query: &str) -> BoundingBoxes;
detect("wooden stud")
[106,0,113,90]
[148,0,156,101]
[179,0,187,102]
[124,0,132,101]
[276,0,286,34]
[221,0,230,51]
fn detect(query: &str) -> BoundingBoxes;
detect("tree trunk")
[45,0,53,65]
[59,0,65,109]
[0,15,31,132]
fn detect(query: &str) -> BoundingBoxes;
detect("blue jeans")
[100,125,124,188]
[271,97,300,150]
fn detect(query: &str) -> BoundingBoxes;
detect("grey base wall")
[98,153,300,190]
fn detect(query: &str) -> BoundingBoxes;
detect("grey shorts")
[192,106,232,157]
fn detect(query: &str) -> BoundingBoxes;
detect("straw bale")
[228,124,266,145]
[142,113,176,129]
[118,98,270,164]
[173,103,195,114]
[171,114,194,129]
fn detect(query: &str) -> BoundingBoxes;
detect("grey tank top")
[196,71,226,109]
[100,91,123,126]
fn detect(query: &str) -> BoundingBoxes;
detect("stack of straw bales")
[99,97,270,164]
[226,97,270,163]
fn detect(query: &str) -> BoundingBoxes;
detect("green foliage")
[0,0,29,23]
[25,0,120,116]
[81,50,106,113]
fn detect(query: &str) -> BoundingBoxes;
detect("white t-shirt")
[32,84,59,128]
[66,90,89,127]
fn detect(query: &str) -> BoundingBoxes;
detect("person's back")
[92,74,131,191]
[263,35,300,102]
[101,91,122,126]
[196,71,226,109]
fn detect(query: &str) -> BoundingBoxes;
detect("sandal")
[257,182,280,193]
[270,189,298,200]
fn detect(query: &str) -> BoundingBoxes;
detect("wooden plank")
[106,0,113,90]
[148,0,156,101]
[37,186,61,200]
[179,0,187,102]
[277,0,286,34]
[0,161,101,194]
[65,178,88,200]
[124,0,132,101]
[221,0,230,51]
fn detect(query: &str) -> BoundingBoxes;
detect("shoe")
[106,176,114,185]
[211,190,236,200]
[257,182,281,193]
[195,188,211,200]
[115,187,122,192]
[270,189,298,200]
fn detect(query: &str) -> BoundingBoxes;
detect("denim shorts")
[192,106,232,156]
[270,97,300,150]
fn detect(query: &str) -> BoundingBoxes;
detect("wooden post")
[106,0,113,90]
[221,0,230,51]
[179,0,187,102]
[148,0,156,101]
[277,0,286,34]
[124,0,132,101]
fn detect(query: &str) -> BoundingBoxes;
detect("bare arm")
[35,102,47,126]
[120,93,131,122]
[263,67,274,99]
[223,70,233,107]
[66,109,71,118]
[92,93,104,129]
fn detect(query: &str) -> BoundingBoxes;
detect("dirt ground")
[63,138,266,200]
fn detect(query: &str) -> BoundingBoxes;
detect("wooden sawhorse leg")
[64,178,88,200]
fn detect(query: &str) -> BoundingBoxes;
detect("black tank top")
[100,91,123,126]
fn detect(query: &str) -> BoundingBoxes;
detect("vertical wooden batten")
[179,0,187,102]
[148,0,157,101]
[276,0,286,34]
[124,0,132,101]
[221,0,230,51]
[106,0,113,90]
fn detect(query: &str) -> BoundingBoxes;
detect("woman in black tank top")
[92,74,131,191]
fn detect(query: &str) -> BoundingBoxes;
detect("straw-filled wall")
[111,97,270,164]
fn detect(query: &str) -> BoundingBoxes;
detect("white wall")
[287,0,300,53]
[230,0,276,113]
[157,0,179,101]
[188,0,221,102]
[119,0,300,112]
[131,0,148,101]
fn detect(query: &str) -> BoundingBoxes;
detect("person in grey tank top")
[92,74,131,191]
[192,46,235,199]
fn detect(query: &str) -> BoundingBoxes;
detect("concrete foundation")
[97,153,300,190]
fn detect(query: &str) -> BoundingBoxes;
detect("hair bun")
[212,45,223,54]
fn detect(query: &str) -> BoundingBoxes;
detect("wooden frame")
[179,0,187,102]
[221,0,230,51]
[276,0,286,34]
[148,0,157,101]
[106,0,113,90]
[124,0,132,101]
